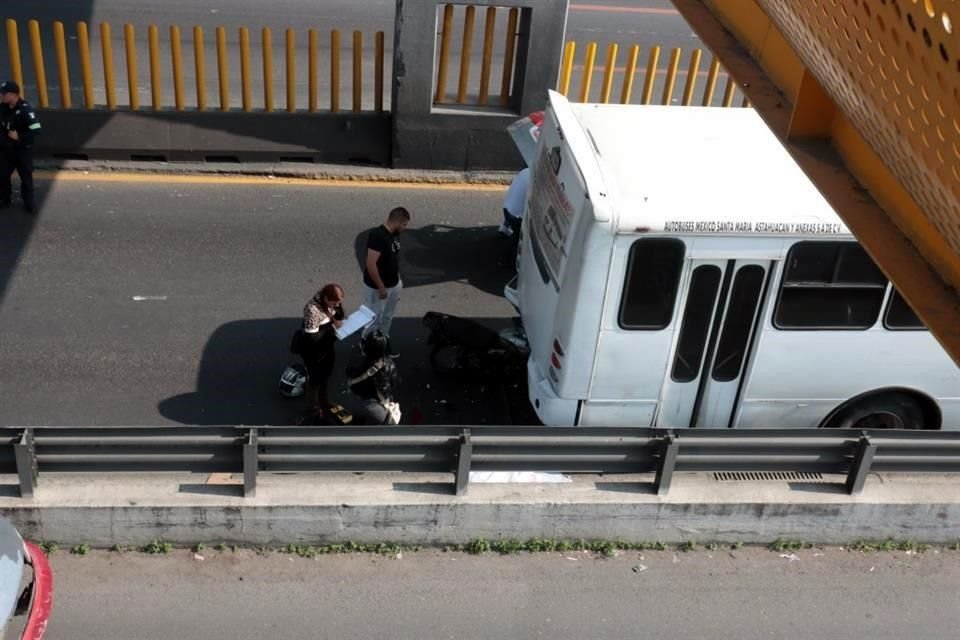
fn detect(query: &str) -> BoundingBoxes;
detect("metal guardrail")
[3,427,960,500]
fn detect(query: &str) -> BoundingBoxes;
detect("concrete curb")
[2,472,958,546]
[35,159,517,185]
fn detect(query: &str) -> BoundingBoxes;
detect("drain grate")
[714,471,825,483]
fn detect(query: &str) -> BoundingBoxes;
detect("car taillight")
[553,339,564,357]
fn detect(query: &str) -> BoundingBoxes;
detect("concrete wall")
[35,110,392,166]
[391,0,569,170]
[2,472,958,546]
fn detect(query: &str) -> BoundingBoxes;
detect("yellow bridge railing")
[557,40,749,107]
[429,2,748,109]
[3,17,386,113]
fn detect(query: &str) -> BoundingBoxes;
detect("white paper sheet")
[468,471,572,483]
[335,305,376,340]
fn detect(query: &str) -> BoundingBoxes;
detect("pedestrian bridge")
[673,0,960,366]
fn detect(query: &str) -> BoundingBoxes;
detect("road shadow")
[353,223,515,298]
[594,482,657,495]
[177,483,244,498]
[391,482,456,495]
[158,315,529,426]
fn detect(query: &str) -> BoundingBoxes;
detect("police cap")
[0,81,21,95]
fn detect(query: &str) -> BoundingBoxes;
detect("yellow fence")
[434,4,520,107]
[558,41,750,108]
[429,3,748,110]
[3,18,386,113]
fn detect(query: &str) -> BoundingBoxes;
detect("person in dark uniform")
[0,81,41,213]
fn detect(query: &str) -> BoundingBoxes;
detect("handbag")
[289,328,305,355]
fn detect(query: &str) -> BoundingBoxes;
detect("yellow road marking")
[35,170,508,191]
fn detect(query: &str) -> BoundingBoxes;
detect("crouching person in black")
[347,331,401,424]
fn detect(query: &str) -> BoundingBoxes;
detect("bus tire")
[822,392,933,430]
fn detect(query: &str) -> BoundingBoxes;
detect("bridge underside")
[673,0,960,366]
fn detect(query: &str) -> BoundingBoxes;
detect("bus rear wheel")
[824,393,926,430]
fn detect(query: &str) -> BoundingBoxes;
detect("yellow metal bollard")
[478,7,496,105]
[28,21,49,108]
[434,4,453,103]
[620,44,639,105]
[456,6,475,104]
[600,42,617,104]
[148,25,161,110]
[53,22,72,109]
[681,48,702,106]
[579,41,597,103]
[101,23,117,110]
[286,29,296,113]
[331,30,340,113]
[722,76,736,107]
[239,27,252,112]
[308,29,319,113]
[558,41,575,96]
[77,22,95,108]
[262,28,274,112]
[702,56,720,106]
[500,7,518,106]
[375,31,384,113]
[5,20,23,90]
[194,27,207,111]
[640,46,659,105]
[352,30,362,113]
[217,27,229,111]
[124,24,138,110]
[661,47,681,105]
[171,26,185,111]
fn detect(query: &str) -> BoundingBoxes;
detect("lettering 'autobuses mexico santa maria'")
[504,91,959,430]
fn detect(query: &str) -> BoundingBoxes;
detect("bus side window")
[618,238,685,330]
[774,242,888,330]
[884,288,927,330]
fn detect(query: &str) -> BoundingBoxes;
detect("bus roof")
[559,95,851,237]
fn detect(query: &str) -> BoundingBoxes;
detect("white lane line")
[132,296,168,301]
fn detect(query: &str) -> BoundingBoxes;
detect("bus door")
[656,258,771,428]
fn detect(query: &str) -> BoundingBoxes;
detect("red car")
[0,518,52,639]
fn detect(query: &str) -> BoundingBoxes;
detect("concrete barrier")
[2,471,958,546]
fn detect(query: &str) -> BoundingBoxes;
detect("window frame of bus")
[773,241,888,331]
[883,288,927,331]
[618,238,686,330]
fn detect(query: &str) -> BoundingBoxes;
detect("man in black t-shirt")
[361,206,411,355]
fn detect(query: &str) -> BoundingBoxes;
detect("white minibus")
[505,91,960,429]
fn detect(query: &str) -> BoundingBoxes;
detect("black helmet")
[362,331,389,359]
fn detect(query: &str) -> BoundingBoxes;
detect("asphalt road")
[0,1,721,110]
[19,546,960,640]
[0,174,533,427]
